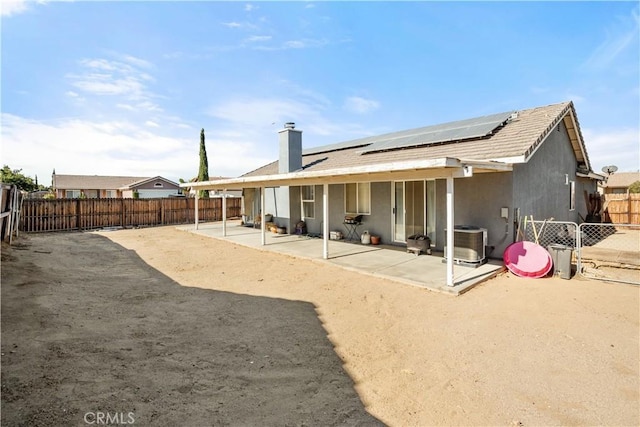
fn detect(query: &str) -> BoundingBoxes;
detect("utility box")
[547,244,573,279]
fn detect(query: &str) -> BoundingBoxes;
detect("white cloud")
[118,54,153,69]
[1,0,29,16]
[206,95,385,157]
[1,113,273,186]
[244,4,257,12]
[582,127,640,173]
[145,120,159,128]
[254,38,327,51]
[68,57,156,102]
[343,96,380,114]
[245,35,272,43]
[222,21,259,30]
[117,103,135,111]
[583,6,640,69]
[65,90,85,103]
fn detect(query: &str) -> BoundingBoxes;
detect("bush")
[628,181,640,193]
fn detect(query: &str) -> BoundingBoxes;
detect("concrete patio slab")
[177,220,505,295]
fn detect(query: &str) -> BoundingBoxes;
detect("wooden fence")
[1,184,24,243]
[604,193,640,224]
[20,197,242,233]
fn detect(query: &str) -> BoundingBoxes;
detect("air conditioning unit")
[444,225,487,265]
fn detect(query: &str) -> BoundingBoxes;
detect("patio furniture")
[343,215,363,241]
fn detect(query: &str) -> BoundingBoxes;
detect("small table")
[343,221,361,241]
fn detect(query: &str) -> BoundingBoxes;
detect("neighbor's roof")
[243,101,590,178]
[119,176,180,190]
[602,172,640,188]
[53,174,151,190]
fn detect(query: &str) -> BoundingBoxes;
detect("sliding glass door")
[393,180,435,243]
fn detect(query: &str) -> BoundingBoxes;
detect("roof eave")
[183,157,512,191]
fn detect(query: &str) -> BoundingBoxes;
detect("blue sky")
[2,1,639,186]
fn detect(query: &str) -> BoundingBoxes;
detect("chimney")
[278,122,302,173]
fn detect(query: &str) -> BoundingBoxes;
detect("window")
[345,183,370,215]
[569,181,575,211]
[66,190,80,198]
[301,185,315,219]
[105,190,117,198]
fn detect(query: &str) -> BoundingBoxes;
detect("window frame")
[569,180,576,211]
[301,185,315,219]
[344,182,371,215]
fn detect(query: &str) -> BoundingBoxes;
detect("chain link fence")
[578,223,640,285]
[520,220,639,285]
[521,220,578,249]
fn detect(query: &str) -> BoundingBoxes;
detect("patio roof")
[182,156,511,191]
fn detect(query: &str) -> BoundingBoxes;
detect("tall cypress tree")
[197,128,210,199]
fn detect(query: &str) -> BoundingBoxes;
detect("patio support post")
[260,187,266,246]
[195,193,199,230]
[446,175,454,286]
[222,189,227,237]
[323,183,329,259]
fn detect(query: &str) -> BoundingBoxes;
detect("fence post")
[76,198,82,231]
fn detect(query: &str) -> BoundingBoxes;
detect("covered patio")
[178,220,504,295]
[184,156,512,290]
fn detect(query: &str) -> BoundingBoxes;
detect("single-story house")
[53,173,181,199]
[184,101,602,286]
[600,172,640,195]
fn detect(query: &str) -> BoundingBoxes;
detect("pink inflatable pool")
[503,241,553,278]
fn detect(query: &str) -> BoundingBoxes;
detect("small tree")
[628,181,640,194]
[197,128,210,199]
[0,165,38,192]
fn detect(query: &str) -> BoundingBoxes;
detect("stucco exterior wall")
[136,189,180,199]
[451,172,513,257]
[512,120,580,223]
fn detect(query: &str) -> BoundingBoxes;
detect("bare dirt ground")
[2,226,639,426]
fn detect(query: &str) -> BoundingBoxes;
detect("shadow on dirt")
[1,232,383,427]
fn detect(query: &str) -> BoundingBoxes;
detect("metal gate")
[578,223,640,285]
[521,220,639,285]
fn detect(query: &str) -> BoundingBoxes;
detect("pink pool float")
[503,241,553,278]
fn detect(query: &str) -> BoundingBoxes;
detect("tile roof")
[602,172,640,188]
[53,174,150,190]
[243,101,584,178]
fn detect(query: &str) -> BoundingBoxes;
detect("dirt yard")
[2,226,639,426]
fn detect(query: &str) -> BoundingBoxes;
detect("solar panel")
[302,138,371,156]
[357,110,515,154]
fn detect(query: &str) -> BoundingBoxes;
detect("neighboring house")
[52,173,181,198]
[187,101,602,282]
[184,176,241,198]
[119,176,182,199]
[600,172,640,195]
